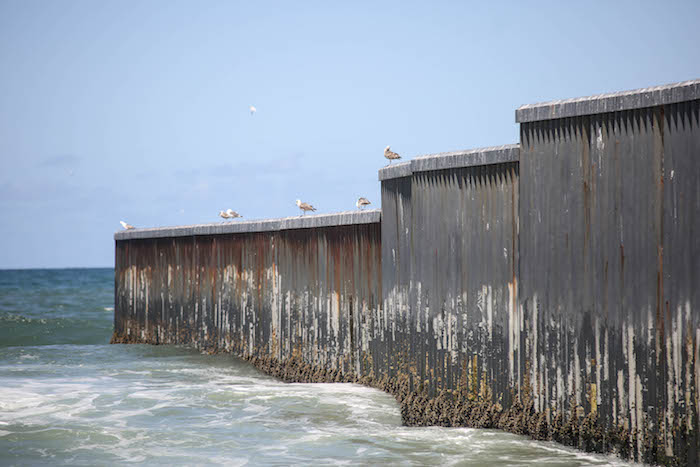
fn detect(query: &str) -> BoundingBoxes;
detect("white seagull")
[120,221,135,230]
[356,197,371,210]
[249,105,256,115]
[296,199,316,216]
[219,210,231,220]
[226,209,242,219]
[384,146,401,165]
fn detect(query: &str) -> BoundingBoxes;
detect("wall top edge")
[114,209,381,241]
[515,78,700,123]
[377,144,519,181]
[377,161,412,181]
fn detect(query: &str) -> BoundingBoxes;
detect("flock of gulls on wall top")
[119,106,402,231]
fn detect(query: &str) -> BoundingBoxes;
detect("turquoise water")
[0,268,636,466]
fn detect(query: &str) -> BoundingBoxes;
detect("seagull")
[296,199,316,216]
[226,209,242,219]
[249,105,256,115]
[119,221,135,230]
[219,210,231,220]
[356,197,371,210]
[384,146,401,165]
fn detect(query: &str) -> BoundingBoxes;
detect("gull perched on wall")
[384,146,401,165]
[296,199,316,216]
[119,221,135,230]
[219,210,242,221]
[249,105,256,115]
[356,197,371,210]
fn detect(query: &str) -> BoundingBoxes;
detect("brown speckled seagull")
[384,146,401,165]
[296,199,316,216]
[356,197,371,210]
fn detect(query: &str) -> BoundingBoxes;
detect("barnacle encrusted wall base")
[112,79,700,466]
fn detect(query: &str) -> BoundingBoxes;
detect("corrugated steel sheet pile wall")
[113,212,382,378]
[378,146,520,405]
[517,80,699,463]
[113,79,699,464]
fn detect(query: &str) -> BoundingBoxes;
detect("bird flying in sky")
[249,105,256,115]
[119,221,135,230]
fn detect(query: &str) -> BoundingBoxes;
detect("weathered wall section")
[113,211,382,377]
[113,79,700,464]
[517,80,700,463]
[379,146,520,404]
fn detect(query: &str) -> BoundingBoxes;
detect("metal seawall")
[379,146,520,404]
[518,82,700,462]
[113,79,700,464]
[114,211,382,377]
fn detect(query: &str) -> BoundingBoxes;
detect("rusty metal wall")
[378,174,412,382]
[114,222,382,376]
[518,99,700,461]
[379,147,520,401]
[113,79,699,464]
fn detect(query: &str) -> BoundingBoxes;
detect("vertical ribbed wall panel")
[519,100,700,462]
[380,154,519,401]
[114,223,382,377]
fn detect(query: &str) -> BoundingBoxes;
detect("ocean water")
[0,268,637,466]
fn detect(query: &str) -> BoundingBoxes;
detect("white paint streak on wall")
[486,286,493,339]
[696,327,700,439]
[270,262,281,358]
[508,282,517,383]
[595,317,601,410]
[433,313,443,351]
[666,310,675,445]
[683,302,693,445]
[451,312,459,361]
[574,336,581,412]
[627,324,637,455]
[557,360,564,413]
[635,372,643,460]
[531,294,539,411]
[596,126,604,151]
[144,270,150,337]
[285,290,292,356]
[415,282,422,333]
[616,369,624,427]
[674,304,682,407]
[603,328,609,382]
[331,291,340,342]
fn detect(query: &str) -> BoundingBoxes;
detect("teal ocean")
[0,268,636,466]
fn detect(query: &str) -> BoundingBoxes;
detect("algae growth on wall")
[113,212,382,377]
[379,146,520,405]
[113,79,700,465]
[518,89,700,463]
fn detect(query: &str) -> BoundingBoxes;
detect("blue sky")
[1,0,699,268]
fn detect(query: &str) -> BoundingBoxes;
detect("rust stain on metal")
[114,89,699,465]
